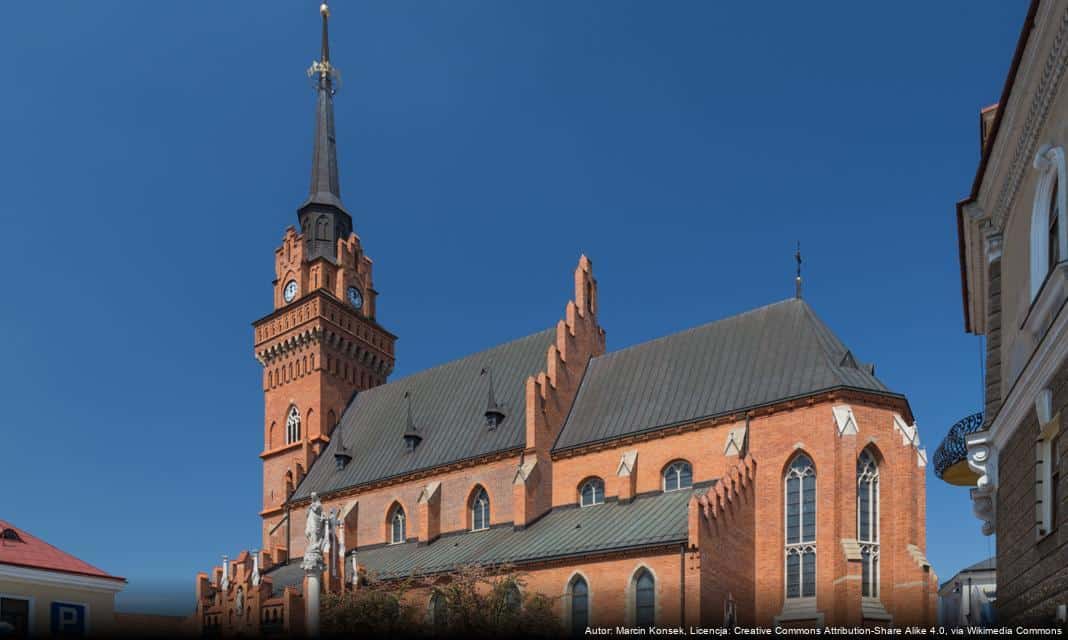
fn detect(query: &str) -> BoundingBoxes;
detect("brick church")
[192,3,937,634]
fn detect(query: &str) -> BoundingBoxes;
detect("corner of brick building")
[689,454,758,626]
[513,255,606,528]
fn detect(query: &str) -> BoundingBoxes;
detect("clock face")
[283,280,298,303]
[347,286,364,309]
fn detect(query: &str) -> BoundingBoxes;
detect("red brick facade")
[192,229,936,632]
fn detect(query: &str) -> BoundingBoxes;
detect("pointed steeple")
[481,368,506,429]
[403,391,422,451]
[333,424,352,470]
[299,1,353,262]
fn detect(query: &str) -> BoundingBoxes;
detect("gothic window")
[662,460,693,492]
[580,478,605,507]
[568,575,589,635]
[429,592,447,629]
[389,505,406,544]
[784,453,816,599]
[634,568,655,626]
[503,583,522,614]
[857,449,880,598]
[1031,145,1067,300]
[471,487,490,531]
[285,406,301,444]
[316,215,329,241]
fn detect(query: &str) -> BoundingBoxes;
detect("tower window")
[662,461,692,492]
[580,478,605,507]
[785,453,816,599]
[286,406,301,444]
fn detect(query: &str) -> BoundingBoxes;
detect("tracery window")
[580,478,605,507]
[389,505,406,544]
[285,406,301,444]
[634,568,655,626]
[784,453,816,599]
[662,461,693,492]
[857,449,880,598]
[471,487,490,531]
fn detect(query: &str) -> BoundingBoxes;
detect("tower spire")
[299,1,353,262]
[306,2,343,210]
[795,241,803,299]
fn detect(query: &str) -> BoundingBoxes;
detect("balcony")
[933,412,984,486]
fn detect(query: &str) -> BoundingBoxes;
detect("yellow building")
[0,521,125,637]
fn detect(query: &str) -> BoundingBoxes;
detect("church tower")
[252,2,396,556]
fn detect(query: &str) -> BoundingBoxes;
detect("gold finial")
[320,3,330,18]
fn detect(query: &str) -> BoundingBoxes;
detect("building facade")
[937,558,996,628]
[954,0,1068,627]
[192,3,937,634]
[0,520,126,637]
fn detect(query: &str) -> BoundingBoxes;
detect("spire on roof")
[795,241,803,299]
[333,424,352,470]
[481,368,506,430]
[403,391,422,451]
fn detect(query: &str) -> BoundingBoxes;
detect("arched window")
[286,406,301,444]
[662,461,693,492]
[503,583,522,614]
[1031,145,1067,300]
[634,568,655,626]
[580,478,605,507]
[389,505,406,544]
[857,449,880,598]
[784,453,816,599]
[471,487,490,531]
[568,575,589,635]
[429,592,447,629]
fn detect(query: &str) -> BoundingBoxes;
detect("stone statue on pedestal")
[301,493,326,572]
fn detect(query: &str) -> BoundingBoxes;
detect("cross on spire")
[795,241,803,299]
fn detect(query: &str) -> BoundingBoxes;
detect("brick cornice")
[286,447,525,508]
[551,387,912,460]
[251,288,397,340]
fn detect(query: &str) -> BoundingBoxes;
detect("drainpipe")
[286,505,292,562]
[680,544,686,626]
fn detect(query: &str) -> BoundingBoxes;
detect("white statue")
[301,493,326,572]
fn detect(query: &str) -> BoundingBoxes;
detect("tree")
[321,564,562,638]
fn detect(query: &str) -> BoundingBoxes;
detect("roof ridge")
[362,326,556,392]
[592,298,803,362]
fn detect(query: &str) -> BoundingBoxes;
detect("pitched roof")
[0,520,124,582]
[267,483,707,593]
[554,298,895,451]
[292,328,556,500]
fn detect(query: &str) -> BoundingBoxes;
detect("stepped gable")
[554,298,896,451]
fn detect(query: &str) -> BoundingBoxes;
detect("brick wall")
[995,358,1068,624]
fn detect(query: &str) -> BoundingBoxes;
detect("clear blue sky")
[1,1,1024,615]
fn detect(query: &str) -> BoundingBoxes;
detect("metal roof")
[292,328,556,501]
[267,484,708,592]
[553,298,893,451]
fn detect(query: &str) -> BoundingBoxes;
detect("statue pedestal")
[305,568,321,637]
